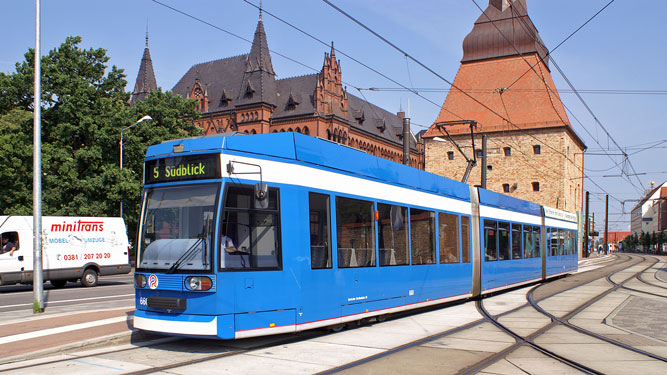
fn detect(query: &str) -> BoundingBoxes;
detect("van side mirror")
[254,183,268,209]
[18,256,24,261]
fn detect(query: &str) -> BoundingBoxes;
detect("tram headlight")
[135,274,147,288]
[185,276,212,291]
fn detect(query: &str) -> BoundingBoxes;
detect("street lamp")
[120,115,153,218]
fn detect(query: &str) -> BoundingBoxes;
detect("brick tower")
[422,0,585,214]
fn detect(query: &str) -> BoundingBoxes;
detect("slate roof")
[171,20,416,149]
[462,0,549,67]
[130,41,157,105]
[172,54,248,112]
[236,20,277,107]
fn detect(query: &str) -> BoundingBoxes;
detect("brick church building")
[131,15,424,169]
[421,0,585,215]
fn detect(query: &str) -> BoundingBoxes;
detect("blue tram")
[133,132,578,339]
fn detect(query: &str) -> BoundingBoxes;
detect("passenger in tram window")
[2,236,16,255]
[221,232,237,253]
[156,220,176,240]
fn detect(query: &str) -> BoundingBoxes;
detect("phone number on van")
[62,253,111,261]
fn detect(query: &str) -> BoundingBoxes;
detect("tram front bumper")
[133,309,235,339]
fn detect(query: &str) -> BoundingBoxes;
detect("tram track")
[4,254,666,374]
[324,253,667,374]
[457,253,645,374]
[525,255,667,363]
[319,254,638,374]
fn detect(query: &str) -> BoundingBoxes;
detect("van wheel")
[50,279,67,288]
[81,269,98,287]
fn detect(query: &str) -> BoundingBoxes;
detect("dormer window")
[376,119,386,132]
[286,93,299,111]
[244,81,255,99]
[220,89,232,107]
[354,110,365,125]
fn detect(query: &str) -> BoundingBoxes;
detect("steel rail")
[527,255,667,363]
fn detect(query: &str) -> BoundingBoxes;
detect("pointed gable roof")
[130,35,158,105]
[423,0,585,150]
[462,0,549,67]
[236,19,277,107]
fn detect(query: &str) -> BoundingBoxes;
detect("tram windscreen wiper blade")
[166,237,203,274]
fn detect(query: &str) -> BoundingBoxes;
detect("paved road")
[0,273,134,320]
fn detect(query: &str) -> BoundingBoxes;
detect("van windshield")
[138,183,219,272]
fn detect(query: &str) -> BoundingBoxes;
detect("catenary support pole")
[481,134,487,189]
[604,194,609,255]
[33,0,44,313]
[584,191,589,258]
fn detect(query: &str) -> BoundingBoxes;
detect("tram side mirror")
[254,183,268,209]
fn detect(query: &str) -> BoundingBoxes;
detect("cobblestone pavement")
[611,296,667,342]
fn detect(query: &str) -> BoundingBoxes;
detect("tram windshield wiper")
[166,237,204,274]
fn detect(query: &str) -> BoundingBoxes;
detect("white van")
[0,216,131,287]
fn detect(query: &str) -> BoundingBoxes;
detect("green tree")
[0,36,200,243]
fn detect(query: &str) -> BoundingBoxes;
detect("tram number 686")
[139,297,148,306]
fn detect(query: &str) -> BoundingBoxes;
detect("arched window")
[295,127,301,133]
[303,127,310,135]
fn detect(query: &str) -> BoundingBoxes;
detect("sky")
[2,0,666,233]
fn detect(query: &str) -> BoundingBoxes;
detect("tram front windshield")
[138,183,218,272]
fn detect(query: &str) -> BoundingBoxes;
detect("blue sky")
[2,0,666,232]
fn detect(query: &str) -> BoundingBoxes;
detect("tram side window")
[566,230,575,255]
[377,203,409,266]
[438,212,459,264]
[220,184,281,270]
[548,228,558,256]
[484,220,498,261]
[558,229,565,255]
[336,197,376,268]
[511,223,522,259]
[533,226,542,257]
[523,225,535,258]
[410,208,436,265]
[498,222,510,261]
[461,216,471,263]
[309,193,331,269]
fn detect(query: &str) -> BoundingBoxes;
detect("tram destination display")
[144,154,221,184]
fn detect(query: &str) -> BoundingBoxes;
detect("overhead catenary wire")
[504,0,616,91]
[156,0,639,217]
[157,0,566,185]
[471,0,641,199]
[321,0,624,205]
[505,0,646,193]
[241,0,459,127]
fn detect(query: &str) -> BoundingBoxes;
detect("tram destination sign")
[144,154,221,184]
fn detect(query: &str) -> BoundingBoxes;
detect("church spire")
[130,28,158,105]
[237,13,277,106]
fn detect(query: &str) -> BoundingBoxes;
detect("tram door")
[221,184,297,330]
[300,192,338,323]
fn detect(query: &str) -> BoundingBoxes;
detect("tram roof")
[147,132,472,202]
[477,188,542,217]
